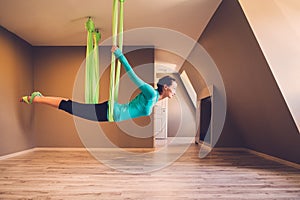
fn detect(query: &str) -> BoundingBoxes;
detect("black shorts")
[58,100,108,122]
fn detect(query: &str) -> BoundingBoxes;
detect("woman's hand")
[111,45,118,53]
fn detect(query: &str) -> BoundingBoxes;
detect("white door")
[154,98,168,139]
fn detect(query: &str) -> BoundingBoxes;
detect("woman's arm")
[112,47,156,98]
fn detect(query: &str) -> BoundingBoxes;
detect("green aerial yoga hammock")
[84,0,125,122]
[85,18,101,104]
[108,0,125,122]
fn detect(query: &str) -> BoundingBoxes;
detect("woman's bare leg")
[34,96,69,108]
[21,96,69,108]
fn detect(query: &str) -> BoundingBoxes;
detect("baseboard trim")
[34,147,87,151]
[1,147,299,169]
[212,147,300,170]
[0,148,35,160]
[212,147,246,151]
[245,148,300,170]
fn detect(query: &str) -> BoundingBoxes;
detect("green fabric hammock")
[85,0,125,122]
[85,18,101,104]
[108,0,124,122]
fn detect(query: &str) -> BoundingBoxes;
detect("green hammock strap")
[85,18,101,104]
[108,0,124,122]
[114,0,124,102]
[85,18,95,103]
[92,30,101,103]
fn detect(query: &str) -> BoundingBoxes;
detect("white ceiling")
[0,0,221,46]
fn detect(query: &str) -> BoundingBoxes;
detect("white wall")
[180,70,197,108]
[239,0,300,132]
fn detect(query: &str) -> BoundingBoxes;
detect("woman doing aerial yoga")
[19,46,177,122]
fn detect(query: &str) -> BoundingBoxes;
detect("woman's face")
[165,81,177,98]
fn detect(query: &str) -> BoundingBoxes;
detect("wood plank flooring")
[0,145,299,200]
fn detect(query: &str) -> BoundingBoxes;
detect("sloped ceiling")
[238,0,300,133]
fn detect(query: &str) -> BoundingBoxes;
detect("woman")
[20,46,177,122]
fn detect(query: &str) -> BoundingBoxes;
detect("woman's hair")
[157,76,176,94]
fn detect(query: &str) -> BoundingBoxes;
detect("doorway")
[154,98,168,139]
[199,96,212,144]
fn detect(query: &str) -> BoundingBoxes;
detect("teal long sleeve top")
[111,49,159,122]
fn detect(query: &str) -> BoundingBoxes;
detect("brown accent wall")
[198,0,300,163]
[33,46,154,148]
[180,50,244,147]
[33,47,84,147]
[0,27,34,156]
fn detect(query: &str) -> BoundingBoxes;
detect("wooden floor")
[0,145,299,200]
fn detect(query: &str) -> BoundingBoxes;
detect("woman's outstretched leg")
[20,94,68,108]
[20,92,109,122]
[32,96,68,108]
